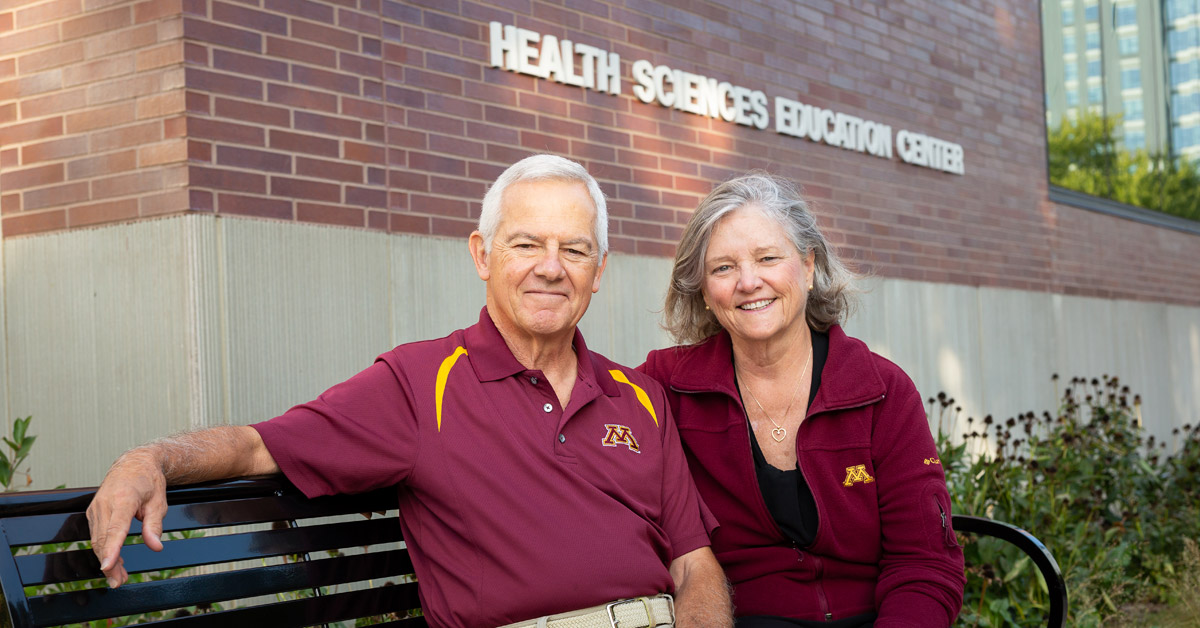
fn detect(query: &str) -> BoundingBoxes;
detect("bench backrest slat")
[29,550,416,626]
[146,586,427,627]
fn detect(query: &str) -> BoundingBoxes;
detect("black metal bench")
[0,477,1068,628]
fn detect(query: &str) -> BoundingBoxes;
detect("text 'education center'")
[0,0,1198,488]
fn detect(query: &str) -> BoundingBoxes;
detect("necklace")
[737,346,813,443]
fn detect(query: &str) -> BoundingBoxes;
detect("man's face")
[470,179,607,344]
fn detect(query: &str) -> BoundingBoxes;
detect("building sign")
[488,22,965,175]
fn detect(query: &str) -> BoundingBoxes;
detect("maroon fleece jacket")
[640,325,964,627]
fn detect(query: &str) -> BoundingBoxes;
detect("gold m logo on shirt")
[602,424,640,453]
[842,464,875,487]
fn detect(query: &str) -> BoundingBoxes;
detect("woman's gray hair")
[664,171,858,345]
[479,154,609,255]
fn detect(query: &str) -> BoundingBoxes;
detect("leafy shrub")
[932,376,1200,627]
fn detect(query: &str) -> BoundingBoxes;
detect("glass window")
[1124,129,1145,151]
[1169,28,1200,54]
[1088,85,1103,103]
[1174,124,1200,149]
[1172,60,1199,86]
[1122,67,1141,90]
[1086,30,1100,51]
[1124,98,1143,120]
[1087,59,1102,77]
[1119,34,1139,56]
[1085,3,1099,21]
[1064,31,1076,54]
[1065,62,1079,82]
[1173,92,1200,116]
[1115,5,1137,27]
[1062,6,1075,26]
[1168,0,1198,21]
[1066,90,1080,107]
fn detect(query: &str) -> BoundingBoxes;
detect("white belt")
[499,594,675,628]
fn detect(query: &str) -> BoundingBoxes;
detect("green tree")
[1048,113,1200,222]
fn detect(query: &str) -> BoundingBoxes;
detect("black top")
[740,330,877,628]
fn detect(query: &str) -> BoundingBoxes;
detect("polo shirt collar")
[464,307,618,397]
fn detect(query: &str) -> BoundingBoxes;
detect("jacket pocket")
[922,482,960,550]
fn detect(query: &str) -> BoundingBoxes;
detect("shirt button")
[530,376,538,385]
[543,403,553,413]
[558,434,566,443]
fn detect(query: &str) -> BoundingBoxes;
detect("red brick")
[0,193,18,214]
[339,51,382,78]
[3,209,67,236]
[430,176,485,198]
[294,111,361,139]
[292,65,360,95]
[268,83,339,113]
[18,42,84,74]
[67,150,137,179]
[368,210,387,230]
[20,137,87,164]
[404,68,462,95]
[217,192,292,219]
[186,117,265,145]
[138,139,188,166]
[296,156,363,183]
[0,12,12,33]
[188,139,212,162]
[407,151,465,176]
[138,188,191,217]
[388,169,428,191]
[0,24,59,54]
[212,1,286,34]
[211,49,287,81]
[431,216,475,238]
[86,72,165,105]
[0,101,14,124]
[343,140,385,165]
[341,96,384,122]
[163,115,187,138]
[64,102,133,134]
[519,131,569,154]
[0,116,62,146]
[0,70,63,101]
[63,55,135,87]
[191,166,267,194]
[389,212,430,234]
[214,97,289,127]
[137,90,186,119]
[297,201,364,227]
[263,0,333,22]
[0,148,14,168]
[337,7,380,35]
[0,59,14,80]
[271,176,341,202]
[182,16,261,53]
[293,19,358,51]
[92,170,164,199]
[23,182,88,210]
[265,35,337,68]
[269,129,339,157]
[69,198,138,227]
[187,68,263,99]
[81,24,155,59]
[134,0,184,23]
[0,163,63,190]
[61,6,129,40]
[136,42,184,71]
[346,185,386,208]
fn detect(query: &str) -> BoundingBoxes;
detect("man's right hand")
[86,450,169,588]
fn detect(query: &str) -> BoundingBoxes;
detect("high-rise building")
[1043,0,1200,162]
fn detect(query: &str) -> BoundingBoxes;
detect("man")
[87,155,733,628]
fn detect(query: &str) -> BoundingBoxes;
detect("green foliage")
[0,416,36,491]
[1048,113,1200,221]
[933,377,1200,627]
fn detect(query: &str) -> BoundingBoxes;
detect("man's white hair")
[478,154,608,255]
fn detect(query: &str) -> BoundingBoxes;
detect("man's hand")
[86,449,168,588]
[84,426,280,588]
[669,546,733,627]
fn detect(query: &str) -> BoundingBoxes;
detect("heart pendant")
[771,427,786,442]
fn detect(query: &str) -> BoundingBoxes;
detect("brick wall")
[2,0,1199,305]
[0,0,188,236]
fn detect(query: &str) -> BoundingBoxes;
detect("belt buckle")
[605,595,673,628]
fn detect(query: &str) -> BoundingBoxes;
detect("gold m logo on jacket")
[601,424,640,453]
[842,464,875,487]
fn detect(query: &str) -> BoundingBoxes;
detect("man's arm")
[669,546,733,627]
[86,425,279,589]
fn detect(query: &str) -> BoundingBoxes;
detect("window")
[1084,3,1099,21]
[1124,129,1145,151]
[1062,6,1075,26]
[1087,59,1102,78]
[1115,5,1137,27]
[1173,92,1200,116]
[1088,85,1103,103]
[1124,98,1143,120]
[1172,59,1199,86]
[1064,32,1076,54]
[1174,124,1200,149]
[1121,67,1141,90]
[1119,34,1139,56]
[1169,28,1200,54]
[1065,62,1079,82]
[1067,90,1080,107]
[1086,30,1100,51]
[1167,0,1199,21]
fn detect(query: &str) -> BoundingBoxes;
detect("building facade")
[2,0,1200,488]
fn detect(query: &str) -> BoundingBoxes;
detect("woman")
[639,173,964,627]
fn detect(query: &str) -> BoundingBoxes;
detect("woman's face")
[701,205,814,347]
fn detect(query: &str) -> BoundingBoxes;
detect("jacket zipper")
[936,498,957,547]
[812,553,832,620]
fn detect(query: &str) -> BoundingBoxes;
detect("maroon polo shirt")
[252,308,713,628]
